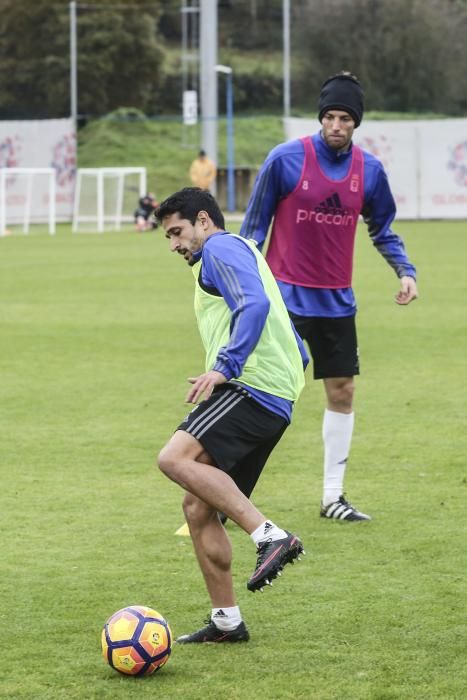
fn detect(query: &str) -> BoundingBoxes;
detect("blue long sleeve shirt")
[240,131,417,317]
[194,232,308,422]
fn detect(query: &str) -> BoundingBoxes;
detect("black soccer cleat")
[320,495,371,521]
[176,619,249,644]
[247,532,304,592]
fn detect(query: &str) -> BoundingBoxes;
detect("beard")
[177,248,195,265]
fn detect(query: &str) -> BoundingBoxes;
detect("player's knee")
[327,378,354,410]
[341,381,355,406]
[157,445,177,478]
[182,493,211,527]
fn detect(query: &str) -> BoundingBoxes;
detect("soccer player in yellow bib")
[156,187,308,643]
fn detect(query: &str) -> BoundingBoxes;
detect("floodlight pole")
[200,0,218,186]
[283,0,290,118]
[215,65,235,213]
[70,1,78,126]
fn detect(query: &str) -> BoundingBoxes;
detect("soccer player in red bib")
[241,71,418,522]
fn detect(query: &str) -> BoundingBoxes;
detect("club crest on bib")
[350,174,360,192]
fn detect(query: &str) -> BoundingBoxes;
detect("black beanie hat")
[318,73,364,127]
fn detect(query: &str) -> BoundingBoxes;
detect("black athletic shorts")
[177,383,287,498]
[289,313,359,380]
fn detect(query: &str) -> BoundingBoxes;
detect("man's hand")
[395,276,418,305]
[186,370,227,404]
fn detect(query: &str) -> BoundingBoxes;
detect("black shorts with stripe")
[177,383,287,498]
[289,313,360,380]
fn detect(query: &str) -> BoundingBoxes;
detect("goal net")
[72,167,147,233]
[0,168,56,236]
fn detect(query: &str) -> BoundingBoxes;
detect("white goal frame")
[72,167,147,233]
[0,168,56,236]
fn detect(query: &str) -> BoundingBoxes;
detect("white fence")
[1,117,466,224]
[284,117,467,219]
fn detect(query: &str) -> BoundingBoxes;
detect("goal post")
[0,168,56,236]
[72,167,147,233]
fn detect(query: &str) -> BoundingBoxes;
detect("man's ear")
[197,210,209,228]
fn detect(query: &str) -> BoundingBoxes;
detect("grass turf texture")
[77,115,286,202]
[1,221,466,699]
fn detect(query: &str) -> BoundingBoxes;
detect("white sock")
[211,606,242,631]
[250,520,287,546]
[322,409,354,506]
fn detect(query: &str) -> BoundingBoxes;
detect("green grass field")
[1,221,466,699]
[78,115,285,202]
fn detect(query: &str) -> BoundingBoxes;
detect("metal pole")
[70,1,78,125]
[181,1,188,98]
[226,73,235,212]
[283,0,290,119]
[181,2,200,148]
[200,0,218,190]
[215,65,235,212]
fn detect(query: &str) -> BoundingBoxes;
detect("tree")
[293,0,467,116]
[0,0,165,119]
[1,0,466,120]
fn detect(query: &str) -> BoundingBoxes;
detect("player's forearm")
[369,223,417,279]
[363,191,416,280]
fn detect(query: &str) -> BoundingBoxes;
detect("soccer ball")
[101,605,172,676]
